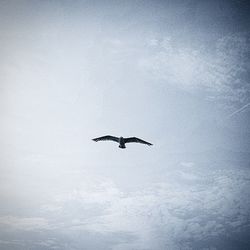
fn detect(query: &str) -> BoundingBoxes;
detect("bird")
[92,135,153,149]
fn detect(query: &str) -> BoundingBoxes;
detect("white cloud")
[0,216,49,231]
[8,167,245,249]
[139,33,250,108]
[180,161,195,168]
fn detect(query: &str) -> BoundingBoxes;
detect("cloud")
[2,167,243,249]
[180,161,195,168]
[0,216,49,231]
[228,102,250,118]
[0,166,249,249]
[138,33,250,108]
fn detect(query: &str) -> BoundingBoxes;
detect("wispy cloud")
[0,216,49,231]
[1,166,247,249]
[138,33,250,108]
[228,102,250,118]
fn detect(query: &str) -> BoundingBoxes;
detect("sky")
[0,0,250,249]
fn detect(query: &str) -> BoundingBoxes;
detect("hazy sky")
[0,1,250,249]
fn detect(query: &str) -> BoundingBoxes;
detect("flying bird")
[92,135,153,149]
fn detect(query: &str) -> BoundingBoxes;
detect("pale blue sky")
[0,1,250,249]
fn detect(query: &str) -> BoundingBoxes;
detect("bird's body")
[92,135,152,149]
[118,137,126,148]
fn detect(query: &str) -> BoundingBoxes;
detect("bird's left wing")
[92,135,119,142]
[124,137,153,146]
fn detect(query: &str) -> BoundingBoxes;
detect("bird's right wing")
[124,137,153,146]
[92,135,119,143]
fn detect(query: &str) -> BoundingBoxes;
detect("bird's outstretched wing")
[124,137,153,146]
[92,135,119,143]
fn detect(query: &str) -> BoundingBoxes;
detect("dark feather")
[92,135,119,142]
[124,137,153,146]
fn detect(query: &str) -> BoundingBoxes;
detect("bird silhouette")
[92,135,153,149]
